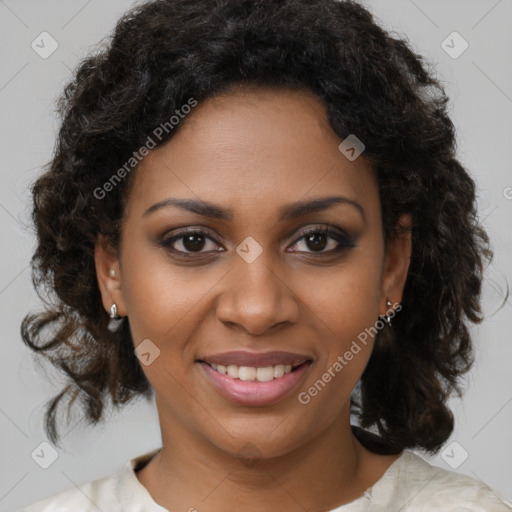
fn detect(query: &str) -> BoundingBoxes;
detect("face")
[96,86,411,460]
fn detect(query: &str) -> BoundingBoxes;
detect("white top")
[21,448,512,511]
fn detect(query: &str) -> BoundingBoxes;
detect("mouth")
[200,360,310,382]
[196,351,313,406]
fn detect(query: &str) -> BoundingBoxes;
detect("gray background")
[0,0,511,510]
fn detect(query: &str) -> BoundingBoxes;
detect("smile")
[196,351,313,406]
[208,362,301,382]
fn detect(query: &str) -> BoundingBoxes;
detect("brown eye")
[181,233,207,252]
[304,232,328,252]
[288,226,356,254]
[159,228,222,255]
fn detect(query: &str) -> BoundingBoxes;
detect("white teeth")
[256,366,274,382]
[209,362,298,381]
[227,365,238,378]
[238,366,257,381]
[273,365,284,378]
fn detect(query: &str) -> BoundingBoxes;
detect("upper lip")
[198,350,312,367]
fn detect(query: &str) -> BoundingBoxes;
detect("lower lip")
[198,361,312,406]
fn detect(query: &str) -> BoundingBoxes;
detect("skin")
[95,85,412,512]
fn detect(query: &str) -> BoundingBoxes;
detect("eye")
[159,227,223,256]
[288,225,356,254]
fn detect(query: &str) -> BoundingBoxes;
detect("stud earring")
[109,269,116,278]
[107,303,123,332]
[383,299,401,327]
[385,300,393,326]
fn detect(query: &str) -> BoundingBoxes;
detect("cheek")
[119,240,231,382]
[308,251,382,333]
[119,255,209,404]
[119,241,194,342]
[303,251,383,381]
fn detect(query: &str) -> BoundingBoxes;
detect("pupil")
[306,233,327,251]
[184,234,205,252]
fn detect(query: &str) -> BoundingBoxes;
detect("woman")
[20,0,511,510]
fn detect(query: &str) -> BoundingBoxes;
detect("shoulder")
[20,471,121,512]
[385,450,512,511]
[20,448,162,512]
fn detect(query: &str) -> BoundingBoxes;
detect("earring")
[110,303,119,319]
[384,300,392,326]
[109,269,116,278]
[107,303,123,332]
[383,299,401,327]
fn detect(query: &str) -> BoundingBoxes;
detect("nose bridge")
[216,242,299,334]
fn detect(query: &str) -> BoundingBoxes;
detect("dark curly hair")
[21,0,492,453]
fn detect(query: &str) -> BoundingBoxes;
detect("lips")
[197,350,311,367]
[196,350,313,406]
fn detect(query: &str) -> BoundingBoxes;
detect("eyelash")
[158,225,356,258]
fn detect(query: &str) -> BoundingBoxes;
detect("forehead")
[125,86,379,222]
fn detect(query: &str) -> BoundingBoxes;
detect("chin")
[204,415,319,463]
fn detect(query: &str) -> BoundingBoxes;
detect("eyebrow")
[143,195,365,222]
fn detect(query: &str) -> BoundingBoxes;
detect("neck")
[136,406,377,512]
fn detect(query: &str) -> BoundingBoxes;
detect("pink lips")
[199,350,310,367]
[197,350,313,406]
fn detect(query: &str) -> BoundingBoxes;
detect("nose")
[215,255,300,336]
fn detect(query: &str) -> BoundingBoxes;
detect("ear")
[379,213,412,315]
[94,235,126,317]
